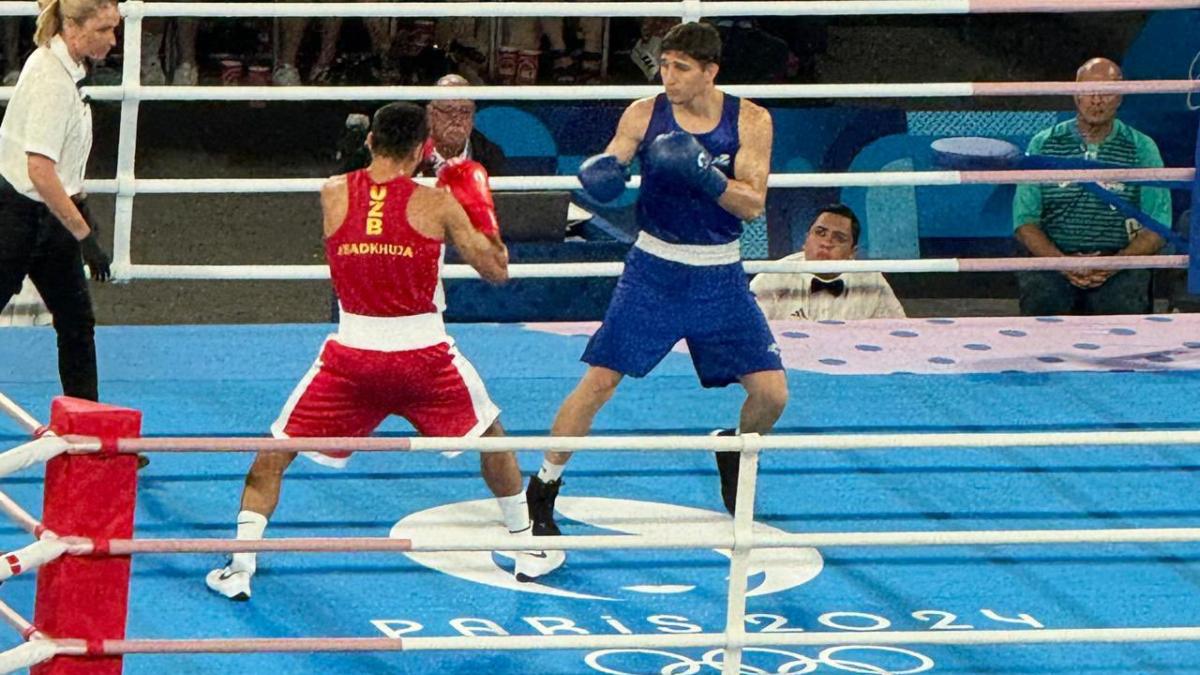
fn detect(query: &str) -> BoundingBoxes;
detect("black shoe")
[711,429,738,515]
[526,476,562,536]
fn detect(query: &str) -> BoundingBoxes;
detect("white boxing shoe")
[205,565,252,601]
[512,534,565,582]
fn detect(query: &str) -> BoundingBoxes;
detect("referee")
[0,0,119,402]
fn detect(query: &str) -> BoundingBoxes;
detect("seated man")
[712,204,902,511]
[1013,57,1171,316]
[337,74,507,177]
[751,204,905,321]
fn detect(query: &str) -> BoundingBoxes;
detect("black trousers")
[0,184,98,401]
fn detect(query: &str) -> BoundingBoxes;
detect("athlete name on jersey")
[367,185,387,235]
[337,242,415,257]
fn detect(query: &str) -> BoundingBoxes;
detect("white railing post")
[720,433,760,675]
[111,0,145,280]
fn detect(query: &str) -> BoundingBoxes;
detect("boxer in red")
[206,102,563,601]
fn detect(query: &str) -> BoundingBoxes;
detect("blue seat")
[473,106,558,174]
[839,135,925,260]
[841,131,1043,259]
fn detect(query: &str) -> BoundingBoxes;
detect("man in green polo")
[1013,57,1171,316]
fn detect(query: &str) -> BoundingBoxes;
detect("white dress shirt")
[426,137,472,175]
[0,36,92,200]
[751,252,906,321]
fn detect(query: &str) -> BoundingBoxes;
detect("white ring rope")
[0,598,39,641]
[3,0,1200,20]
[122,255,1187,281]
[0,391,42,436]
[76,167,1195,195]
[18,625,1200,660]
[42,525,1200,556]
[0,437,71,480]
[0,641,62,675]
[0,539,70,583]
[4,80,1195,104]
[58,428,1200,454]
[113,0,1200,19]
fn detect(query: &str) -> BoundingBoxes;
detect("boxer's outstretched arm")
[720,103,772,221]
[441,191,509,285]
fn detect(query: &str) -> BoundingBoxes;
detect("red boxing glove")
[437,157,500,238]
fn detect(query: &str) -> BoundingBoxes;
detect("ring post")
[33,397,141,675]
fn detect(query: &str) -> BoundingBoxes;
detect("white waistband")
[633,231,741,266]
[336,309,449,351]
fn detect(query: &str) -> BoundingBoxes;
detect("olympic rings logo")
[584,646,936,675]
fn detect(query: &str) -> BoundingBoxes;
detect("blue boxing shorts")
[582,247,783,388]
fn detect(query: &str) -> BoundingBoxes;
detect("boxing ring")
[2,0,1200,673]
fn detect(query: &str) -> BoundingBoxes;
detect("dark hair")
[371,102,428,160]
[812,204,861,245]
[661,22,722,66]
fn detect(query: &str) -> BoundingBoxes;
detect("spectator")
[499,17,564,85]
[141,18,200,85]
[435,16,488,84]
[359,17,432,84]
[337,74,507,177]
[1013,57,1171,316]
[276,18,343,85]
[570,17,606,84]
[751,204,906,321]
[629,17,675,82]
[500,15,602,84]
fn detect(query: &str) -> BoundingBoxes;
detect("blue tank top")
[636,93,742,246]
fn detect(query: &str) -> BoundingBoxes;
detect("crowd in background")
[0,15,809,87]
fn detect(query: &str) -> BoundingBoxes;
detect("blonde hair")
[35,0,116,47]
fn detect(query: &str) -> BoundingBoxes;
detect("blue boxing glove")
[643,131,728,200]
[577,154,629,203]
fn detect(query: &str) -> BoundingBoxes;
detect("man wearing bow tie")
[751,204,905,321]
[710,204,903,513]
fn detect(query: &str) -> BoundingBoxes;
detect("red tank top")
[326,169,445,317]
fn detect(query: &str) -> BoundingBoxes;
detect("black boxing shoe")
[526,476,562,536]
[711,429,739,515]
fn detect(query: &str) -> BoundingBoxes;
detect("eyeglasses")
[429,104,475,117]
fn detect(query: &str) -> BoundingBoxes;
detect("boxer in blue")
[527,22,787,538]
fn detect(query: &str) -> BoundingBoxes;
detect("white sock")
[496,493,531,534]
[537,460,565,483]
[230,510,267,575]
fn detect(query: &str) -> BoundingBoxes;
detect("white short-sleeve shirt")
[0,36,92,201]
[750,252,907,321]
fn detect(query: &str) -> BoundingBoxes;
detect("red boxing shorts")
[270,338,501,468]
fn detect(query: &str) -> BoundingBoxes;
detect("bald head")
[1076,57,1122,82]
[428,74,476,153]
[436,73,471,88]
[1074,57,1122,130]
